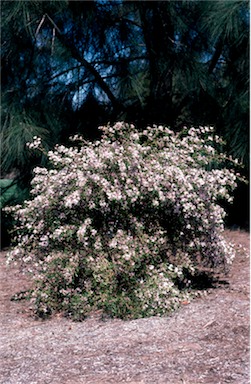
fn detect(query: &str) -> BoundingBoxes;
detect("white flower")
[64,190,81,208]
[7,122,239,318]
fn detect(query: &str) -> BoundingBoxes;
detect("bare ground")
[0,230,249,384]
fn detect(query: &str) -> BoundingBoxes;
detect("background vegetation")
[1,0,249,246]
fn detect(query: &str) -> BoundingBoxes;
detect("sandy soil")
[0,230,249,384]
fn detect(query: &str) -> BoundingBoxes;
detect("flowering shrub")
[5,122,238,320]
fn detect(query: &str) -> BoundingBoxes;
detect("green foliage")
[6,123,238,320]
[0,180,19,209]
[1,0,249,225]
[1,106,51,174]
[0,179,29,249]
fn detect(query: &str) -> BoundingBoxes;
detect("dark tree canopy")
[1,0,249,227]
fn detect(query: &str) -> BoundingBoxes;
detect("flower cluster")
[26,136,42,150]
[6,122,238,319]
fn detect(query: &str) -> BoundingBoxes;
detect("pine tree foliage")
[1,0,249,179]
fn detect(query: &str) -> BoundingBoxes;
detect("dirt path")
[0,230,249,384]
